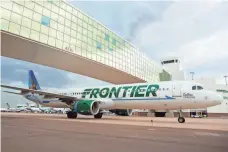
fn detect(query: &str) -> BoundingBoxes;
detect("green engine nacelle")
[74,100,100,115]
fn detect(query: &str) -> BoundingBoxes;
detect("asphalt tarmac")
[2,113,228,152]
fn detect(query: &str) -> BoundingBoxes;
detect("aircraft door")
[172,83,182,97]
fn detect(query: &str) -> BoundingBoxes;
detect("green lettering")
[82,88,92,98]
[135,85,148,97]
[99,88,110,98]
[109,87,122,98]
[146,85,159,97]
[122,86,132,97]
[90,88,100,98]
[130,86,137,97]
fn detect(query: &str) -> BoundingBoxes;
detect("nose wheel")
[178,110,185,123]
[178,117,185,123]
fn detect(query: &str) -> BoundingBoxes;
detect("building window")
[41,16,50,27]
[112,39,116,45]
[48,0,53,3]
[105,34,109,41]
[97,42,102,49]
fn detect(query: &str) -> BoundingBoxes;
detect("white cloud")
[14,69,28,74]
[172,29,228,69]
[132,1,228,82]
[7,81,27,88]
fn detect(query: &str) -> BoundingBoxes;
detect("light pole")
[224,76,228,85]
[190,72,195,80]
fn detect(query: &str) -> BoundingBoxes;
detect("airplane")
[25,102,42,113]
[38,105,54,113]
[1,107,9,112]
[5,103,21,112]
[24,102,62,114]
[14,104,31,113]
[38,104,68,114]
[1,70,223,123]
[1,103,11,112]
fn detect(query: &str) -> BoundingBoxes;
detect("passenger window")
[192,86,196,90]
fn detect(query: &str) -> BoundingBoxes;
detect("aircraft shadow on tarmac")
[55,116,228,125]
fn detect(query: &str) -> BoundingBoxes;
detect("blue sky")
[1,1,228,107]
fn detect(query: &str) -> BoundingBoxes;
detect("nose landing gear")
[178,117,185,123]
[178,110,185,123]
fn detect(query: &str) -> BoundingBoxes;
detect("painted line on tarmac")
[147,129,156,131]
[194,132,221,137]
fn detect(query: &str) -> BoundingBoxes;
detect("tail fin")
[28,70,41,90]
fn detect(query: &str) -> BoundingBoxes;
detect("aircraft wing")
[1,85,77,100]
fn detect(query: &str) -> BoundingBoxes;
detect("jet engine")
[74,100,100,115]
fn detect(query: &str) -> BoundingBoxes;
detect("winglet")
[28,70,41,90]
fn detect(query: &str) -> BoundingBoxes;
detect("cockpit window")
[192,85,203,90]
[197,86,203,90]
[192,86,196,90]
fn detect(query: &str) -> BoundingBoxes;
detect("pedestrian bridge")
[1,0,170,84]
[2,31,148,84]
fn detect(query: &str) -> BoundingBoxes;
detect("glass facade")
[1,0,169,82]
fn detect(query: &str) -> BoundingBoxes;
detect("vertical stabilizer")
[28,70,41,90]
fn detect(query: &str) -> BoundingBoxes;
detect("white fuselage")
[24,81,223,111]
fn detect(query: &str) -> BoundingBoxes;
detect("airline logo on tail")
[28,70,41,90]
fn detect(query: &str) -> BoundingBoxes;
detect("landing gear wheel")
[94,113,103,119]
[178,117,185,123]
[67,111,77,119]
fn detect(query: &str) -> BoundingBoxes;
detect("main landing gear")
[67,111,77,119]
[66,111,103,119]
[94,112,103,119]
[178,110,185,123]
